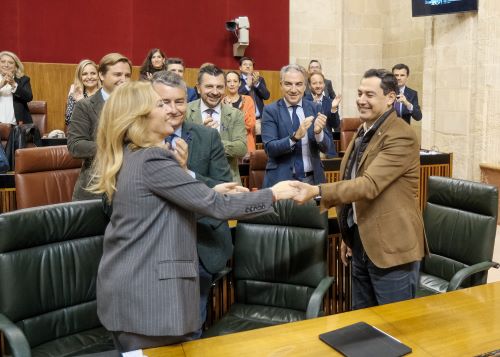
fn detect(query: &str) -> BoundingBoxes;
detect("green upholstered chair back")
[233,200,328,312]
[423,176,498,288]
[0,200,109,350]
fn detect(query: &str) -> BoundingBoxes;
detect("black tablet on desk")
[319,321,412,357]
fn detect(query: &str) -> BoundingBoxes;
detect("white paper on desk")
[122,350,147,357]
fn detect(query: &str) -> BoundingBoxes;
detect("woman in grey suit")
[89,81,296,352]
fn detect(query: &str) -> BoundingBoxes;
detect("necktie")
[291,105,304,179]
[205,108,215,117]
[165,133,177,149]
[394,101,401,117]
[395,90,403,117]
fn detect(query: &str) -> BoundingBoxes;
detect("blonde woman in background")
[65,59,100,126]
[0,50,33,125]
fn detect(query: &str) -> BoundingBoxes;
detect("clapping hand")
[331,94,342,112]
[203,116,219,129]
[214,182,250,194]
[397,93,409,107]
[313,113,327,134]
[73,87,84,101]
[0,75,6,89]
[295,116,314,139]
[252,72,260,86]
[1,73,14,88]
[289,181,320,204]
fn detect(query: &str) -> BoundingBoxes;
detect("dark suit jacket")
[400,86,422,124]
[261,98,333,187]
[67,89,105,201]
[238,75,270,118]
[182,121,234,274]
[324,79,335,99]
[303,94,339,158]
[13,76,33,124]
[187,87,198,103]
[303,93,340,130]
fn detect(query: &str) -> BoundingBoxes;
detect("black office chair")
[0,200,115,356]
[418,176,499,296]
[204,200,334,337]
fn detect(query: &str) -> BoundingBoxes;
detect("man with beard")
[186,65,246,184]
[306,59,335,99]
[291,68,426,309]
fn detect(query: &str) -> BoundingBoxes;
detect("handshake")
[214,181,322,204]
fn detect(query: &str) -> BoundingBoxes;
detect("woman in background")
[89,81,295,352]
[139,48,167,80]
[65,59,100,126]
[0,51,33,125]
[223,70,256,152]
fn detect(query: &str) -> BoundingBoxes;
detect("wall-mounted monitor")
[412,0,478,17]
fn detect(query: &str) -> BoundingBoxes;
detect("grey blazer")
[185,99,247,184]
[97,146,274,336]
[67,89,105,201]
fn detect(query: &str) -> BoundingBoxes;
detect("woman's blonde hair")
[89,81,161,201]
[73,59,100,93]
[0,51,25,78]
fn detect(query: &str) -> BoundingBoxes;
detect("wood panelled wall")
[23,63,282,133]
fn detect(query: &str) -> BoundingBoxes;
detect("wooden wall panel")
[24,63,76,133]
[23,63,282,133]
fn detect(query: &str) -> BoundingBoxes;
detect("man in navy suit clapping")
[261,64,334,188]
[392,63,422,125]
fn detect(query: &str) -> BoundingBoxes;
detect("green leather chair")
[418,176,499,296]
[0,200,115,356]
[204,200,334,337]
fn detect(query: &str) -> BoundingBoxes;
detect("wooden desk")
[146,282,500,357]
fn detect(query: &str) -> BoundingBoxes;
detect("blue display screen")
[412,0,478,17]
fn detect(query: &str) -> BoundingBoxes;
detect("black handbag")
[5,124,42,170]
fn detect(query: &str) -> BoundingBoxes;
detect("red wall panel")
[1,0,288,71]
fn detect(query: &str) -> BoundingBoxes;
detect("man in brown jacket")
[293,68,426,309]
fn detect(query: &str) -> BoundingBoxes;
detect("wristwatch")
[290,132,300,143]
[314,185,322,204]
